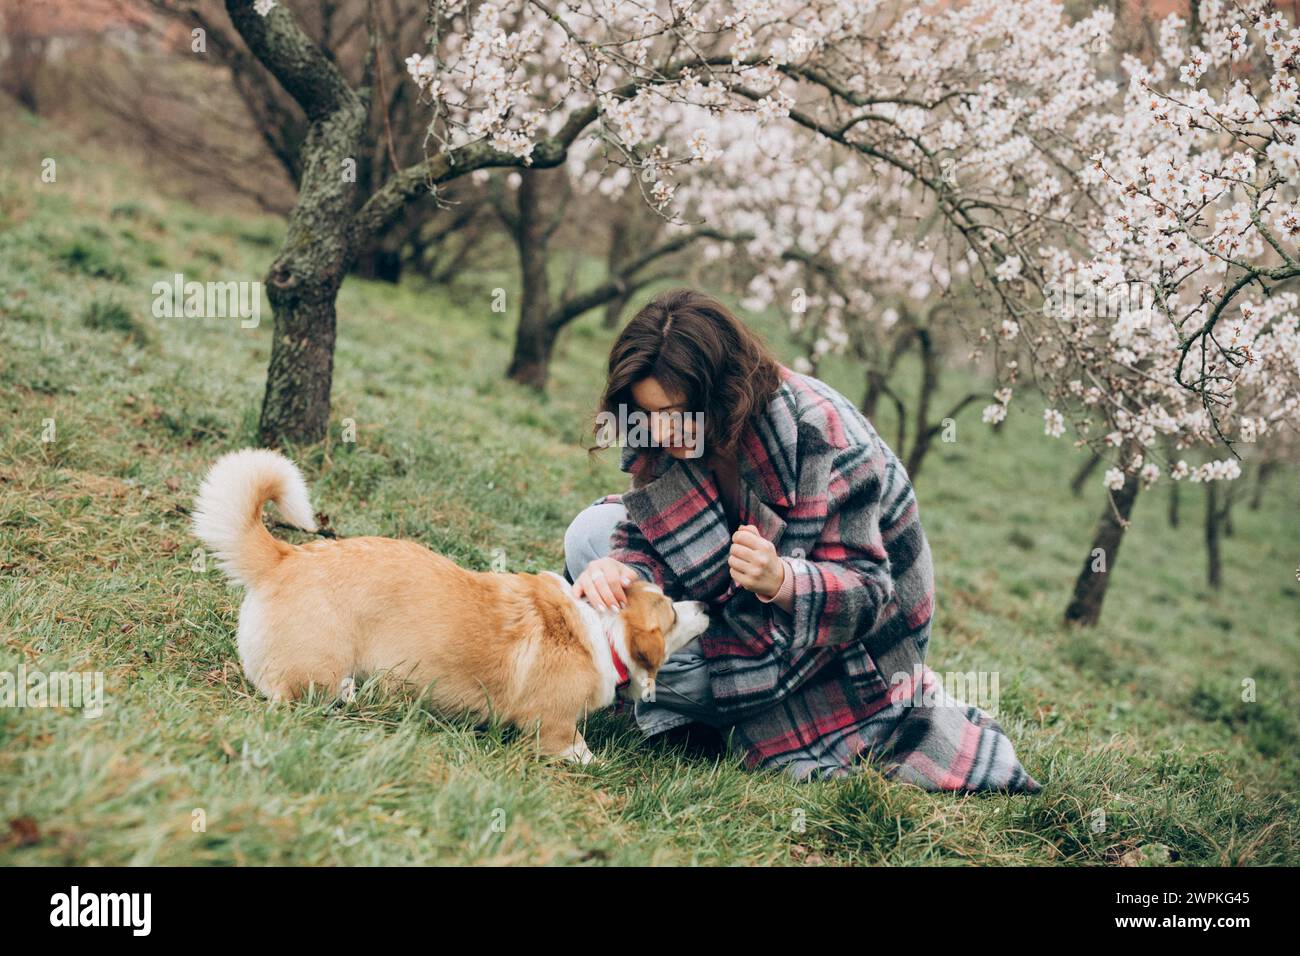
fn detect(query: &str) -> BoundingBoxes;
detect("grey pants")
[564,501,725,736]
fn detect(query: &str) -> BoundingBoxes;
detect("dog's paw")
[560,742,596,766]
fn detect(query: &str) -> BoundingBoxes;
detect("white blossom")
[995,256,1023,282]
[1044,408,1065,437]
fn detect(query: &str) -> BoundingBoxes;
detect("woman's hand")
[729,525,785,598]
[574,557,637,611]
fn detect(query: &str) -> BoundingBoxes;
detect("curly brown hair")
[597,288,784,460]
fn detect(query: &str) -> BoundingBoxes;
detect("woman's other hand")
[729,524,785,598]
[574,557,636,610]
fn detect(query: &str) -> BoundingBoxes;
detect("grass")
[80,295,147,343]
[1,103,1298,865]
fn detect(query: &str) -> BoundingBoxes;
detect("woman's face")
[631,377,701,460]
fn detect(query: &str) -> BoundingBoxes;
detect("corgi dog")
[191,449,710,763]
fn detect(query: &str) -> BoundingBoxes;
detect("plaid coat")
[603,368,1041,793]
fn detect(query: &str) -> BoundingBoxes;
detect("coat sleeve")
[773,441,898,654]
[703,441,902,721]
[602,452,678,591]
[607,514,671,590]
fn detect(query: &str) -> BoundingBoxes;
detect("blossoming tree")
[232,0,1299,623]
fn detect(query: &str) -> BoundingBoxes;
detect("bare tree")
[490,168,737,388]
[0,0,51,112]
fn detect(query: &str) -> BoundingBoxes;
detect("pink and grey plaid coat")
[604,368,1041,793]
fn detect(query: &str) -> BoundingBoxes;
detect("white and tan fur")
[191,449,709,763]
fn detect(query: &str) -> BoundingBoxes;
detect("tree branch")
[224,0,359,122]
[544,227,744,330]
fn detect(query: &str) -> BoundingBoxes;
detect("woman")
[564,289,1040,792]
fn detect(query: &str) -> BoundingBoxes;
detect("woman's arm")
[731,442,901,662]
[730,526,795,612]
[779,443,900,651]
[607,515,671,590]
[701,441,906,719]
[755,556,795,613]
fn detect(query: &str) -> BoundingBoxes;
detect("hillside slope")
[1,107,1297,865]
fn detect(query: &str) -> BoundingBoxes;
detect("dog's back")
[192,450,603,741]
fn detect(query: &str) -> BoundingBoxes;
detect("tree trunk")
[256,116,365,445]
[602,291,631,329]
[1,33,48,114]
[508,318,559,389]
[1070,452,1102,497]
[603,186,647,329]
[352,237,403,283]
[602,212,633,329]
[862,370,885,421]
[224,0,367,448]
[905,427,932,480]
[259,279,344,446]
[224,0,591,445]
[904,328,937,480]
[1167,475,1180,528]
[1205,482,1223,589]
[1064,470,1141,626]
[506,171,556,389]
[1249,460,1274,511]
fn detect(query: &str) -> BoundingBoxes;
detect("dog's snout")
[671,601,711,643]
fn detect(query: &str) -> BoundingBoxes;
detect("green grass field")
[2,105,1298,865]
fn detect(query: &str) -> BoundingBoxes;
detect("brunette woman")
[565,289,1039,791]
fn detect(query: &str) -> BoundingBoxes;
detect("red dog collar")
[608,634,630,687]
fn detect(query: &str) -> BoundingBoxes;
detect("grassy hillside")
[2,105,1297,865]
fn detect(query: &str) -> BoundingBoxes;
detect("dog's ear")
[623,617,667,674]
[622,583,672,673]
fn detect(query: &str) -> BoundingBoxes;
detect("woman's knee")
[563,501,628,581]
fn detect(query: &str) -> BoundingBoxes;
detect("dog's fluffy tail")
[191,448,317,588]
